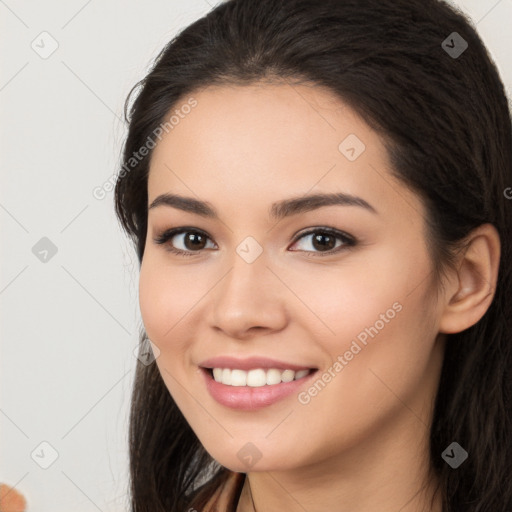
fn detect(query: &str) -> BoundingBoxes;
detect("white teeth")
[247,369,266,387]
[221,368,231,385]
[281,369,295,382]
[210,367,312,387]
[230,369,247,386]
[295,369,309,380]
[266,368,282,385]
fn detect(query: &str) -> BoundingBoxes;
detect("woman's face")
[139,83,446,472]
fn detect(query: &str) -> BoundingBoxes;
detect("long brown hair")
[114,1,512,510]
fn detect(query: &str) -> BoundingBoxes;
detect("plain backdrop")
[1,1,511,510]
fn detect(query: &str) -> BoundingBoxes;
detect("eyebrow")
[148,192,377,220]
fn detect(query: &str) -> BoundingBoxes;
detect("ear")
[438,223,501,334]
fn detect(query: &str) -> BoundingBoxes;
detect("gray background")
[1,1,511,510]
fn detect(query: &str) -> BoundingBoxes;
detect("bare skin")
[139,82,500,512]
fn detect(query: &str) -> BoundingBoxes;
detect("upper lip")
[199,356,316,372]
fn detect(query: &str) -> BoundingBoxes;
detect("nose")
[209,251,288,339]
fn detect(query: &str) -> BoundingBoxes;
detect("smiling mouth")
[203,367,317,387]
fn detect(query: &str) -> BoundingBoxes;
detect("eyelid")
[291,226,355,245]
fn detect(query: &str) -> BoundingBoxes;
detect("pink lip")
[200,367,318,410]
[198,356,315,372]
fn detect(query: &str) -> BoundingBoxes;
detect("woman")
[114,0,512,510]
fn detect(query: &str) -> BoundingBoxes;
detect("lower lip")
[200,367,318,410]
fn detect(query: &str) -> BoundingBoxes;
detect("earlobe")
[438,223,501,334]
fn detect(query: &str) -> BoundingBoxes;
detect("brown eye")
[311,232,337,251]
[182,232,207,250]
[289,228,356,256]
[153,228,216,255]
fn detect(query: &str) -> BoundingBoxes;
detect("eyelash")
[153,226,357,258]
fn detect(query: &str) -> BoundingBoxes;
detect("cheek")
[292,244,438,391]
[138,256,188,347]
[316,242,432,336]
[286,256,405,343]
[291,292,439,461]
[138,260,164,340]
[138,259,193,399]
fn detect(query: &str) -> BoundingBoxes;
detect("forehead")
[147,83,421,222]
